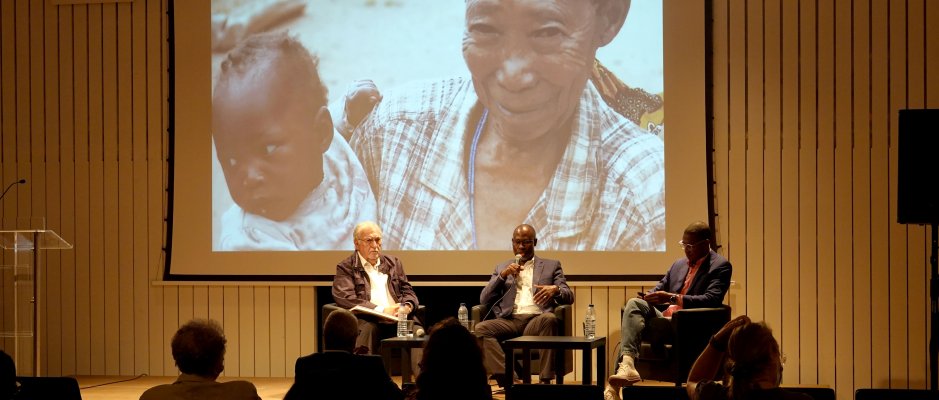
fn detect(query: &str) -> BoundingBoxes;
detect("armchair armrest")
[670,305,731,332]
[554,304,572,337]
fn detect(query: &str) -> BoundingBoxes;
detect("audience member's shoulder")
[778,388,815,400]
[138,383,171,400]
[357,353,386,367]
[218,379,261,399]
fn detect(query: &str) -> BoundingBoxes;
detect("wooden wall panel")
[725,0,748,316]
[797,0,819,384]
[779,0,800,383]
[0,4,933,400]
[887,0,910,387]
[744,0,765,322]
[867,0,889,388]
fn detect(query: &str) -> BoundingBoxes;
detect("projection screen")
[168,0,708,280]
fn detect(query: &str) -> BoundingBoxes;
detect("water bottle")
[458,303,469,329]
[397,303,409,338]
[585,304,596,339]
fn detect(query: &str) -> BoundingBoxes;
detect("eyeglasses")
[358,237,382,246]
[677,239,708,250]
[512,239,535,246]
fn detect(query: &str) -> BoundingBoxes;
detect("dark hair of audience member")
[414,318,492,400]
[323,309,358,352]
[726,321,780,399]
[171,319,227,378]
[0,350,15,400]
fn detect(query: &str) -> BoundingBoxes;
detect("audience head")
[323,309,359,353]
[171,319,227,379]
[726,320,783,398]
[213,31,333,222]
[0,350,15,400]
[681,221,712,260]
[415,318,492,400]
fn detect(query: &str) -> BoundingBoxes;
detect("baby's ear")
[313,106,334,153]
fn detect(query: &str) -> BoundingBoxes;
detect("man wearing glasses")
[332,221,421,354]
[606,221,732,396]
[476,224,574,386]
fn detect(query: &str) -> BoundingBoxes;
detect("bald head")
[323,309,358,352]
[511,224,538,261]
[683,221,712,242]
[513,224,536,237]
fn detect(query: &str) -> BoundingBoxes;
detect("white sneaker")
[603,384,622,400]
[607,356,641,387]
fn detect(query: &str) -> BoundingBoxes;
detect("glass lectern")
[0,218,71,377]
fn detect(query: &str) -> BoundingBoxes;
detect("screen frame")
[164,0,712,281]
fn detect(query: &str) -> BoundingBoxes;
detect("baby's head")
[213,32,333,221]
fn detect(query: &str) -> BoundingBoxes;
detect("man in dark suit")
[476,224,574,385]
[284,308,403,400]
[607,221,732,393]
[332,221,422,354]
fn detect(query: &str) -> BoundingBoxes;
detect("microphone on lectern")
[0,179,26,202]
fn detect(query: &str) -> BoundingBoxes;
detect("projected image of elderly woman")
[350,0,664,251]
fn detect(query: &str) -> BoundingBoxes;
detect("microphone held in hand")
[515,254,522,268]
[0,179,26,202]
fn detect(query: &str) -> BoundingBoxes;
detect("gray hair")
[353,221,382,241]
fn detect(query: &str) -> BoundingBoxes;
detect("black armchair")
[618,304,731,385]
[471,304,574,377]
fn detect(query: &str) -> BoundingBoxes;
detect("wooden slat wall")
[0,0,326,379]
[711,1,936,400]
[0,1,933,400]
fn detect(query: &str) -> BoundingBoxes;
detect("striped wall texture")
[0,1,935,400]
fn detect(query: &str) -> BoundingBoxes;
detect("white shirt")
[357,252,396,312]
[513,259,541,315]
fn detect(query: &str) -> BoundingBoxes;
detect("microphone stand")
[0,180,23,202]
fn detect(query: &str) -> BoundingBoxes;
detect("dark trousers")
[475,312,559,381]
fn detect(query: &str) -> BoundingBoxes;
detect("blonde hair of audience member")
[725,321,783,399]
[411,318,492,400]
[172,319,228,379]
[323,309,358,353]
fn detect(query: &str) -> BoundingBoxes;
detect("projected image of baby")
[350,0,664,251]
[212,32,376,251]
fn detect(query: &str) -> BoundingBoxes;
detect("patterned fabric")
[216,131,377,251]
[590,59,664,133]
[350,77,665,251]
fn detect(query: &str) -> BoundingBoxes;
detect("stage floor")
[74,375,522,400]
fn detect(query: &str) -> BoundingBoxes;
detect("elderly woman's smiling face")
[462,0,607,141]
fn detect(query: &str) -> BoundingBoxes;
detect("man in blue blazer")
[476,224,575,385]
[607,221,732,394]
[284,308,403,400]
